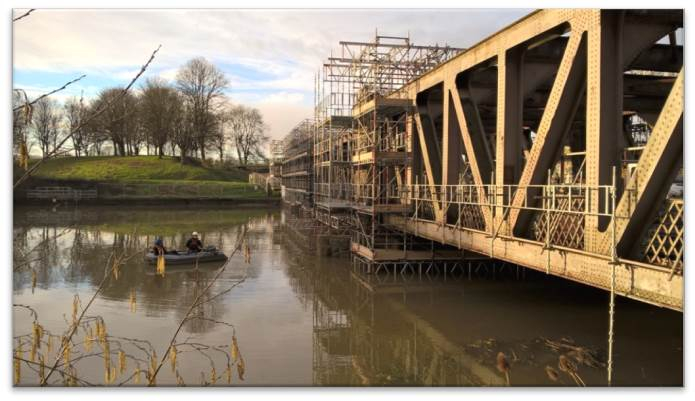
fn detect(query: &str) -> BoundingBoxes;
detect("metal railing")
[644,198,683,276]
[96,182,263,199]
[26,186,97,201]
[410,183,615,219]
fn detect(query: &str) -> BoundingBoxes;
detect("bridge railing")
[409,183,615,218]
[408,183,616,252]
[405,183,683,274]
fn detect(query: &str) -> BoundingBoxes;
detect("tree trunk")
[158,146,164,159]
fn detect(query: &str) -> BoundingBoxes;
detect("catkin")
[30,322,41,362]
[38,354,45,383]
[13,343,22,385]
[170,346,177,373]
[231,335,239,362]
[118,350,126,374]
[237,357,245,381]
[19,141,29,170]
[72,295,79,325]
[134,365,141,385]
[96,319,107,345]
[62,337,71,368]
[148,352,158,386]
[84,326,94,352]
[103,340,112,384]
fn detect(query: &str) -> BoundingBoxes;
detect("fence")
[96,182,264,199]
[26,187,97,201]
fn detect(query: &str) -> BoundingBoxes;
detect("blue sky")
[13,9,530,140]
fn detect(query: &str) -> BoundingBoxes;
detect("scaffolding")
[338,35,464,271]
[313,34,463,235]
[282,119,314,208]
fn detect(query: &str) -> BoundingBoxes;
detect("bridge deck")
[387,215,682,311]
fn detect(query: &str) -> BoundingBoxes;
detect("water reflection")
[13,205,682,386]
[278,212,683,387]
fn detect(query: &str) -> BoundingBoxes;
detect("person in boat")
[185,231,203,253]
[152,237,168,255]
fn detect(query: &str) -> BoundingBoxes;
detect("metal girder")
[604,68,683,257]
[388,9,683,310]
[413,111,443,221]
[507,28,587,235]
[449,84,494,230]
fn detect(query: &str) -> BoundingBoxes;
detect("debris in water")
[496,351,511,385]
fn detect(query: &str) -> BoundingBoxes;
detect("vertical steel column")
[585,10,624,253]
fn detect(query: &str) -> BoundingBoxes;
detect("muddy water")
[12,205,682,386]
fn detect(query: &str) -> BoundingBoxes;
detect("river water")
[12,205,682,387]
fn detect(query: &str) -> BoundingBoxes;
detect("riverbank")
[26,155,249,182]
[14,156,278,203]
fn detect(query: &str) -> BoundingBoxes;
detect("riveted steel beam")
[604,68,683,257]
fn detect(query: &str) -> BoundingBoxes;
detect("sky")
[12,8,531,141]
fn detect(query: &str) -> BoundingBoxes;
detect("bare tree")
[13,90,33,167]
[211,112,227,161]
[227,105,269,166]
[64,96,89,157]
[171,101,195,164]
[83,106,109,156]
[33,97,62,157]
[91,88,139,156]
[175,58,229,161]
[140,78,181,158]
[14,45,161,189]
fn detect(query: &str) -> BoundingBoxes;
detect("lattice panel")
[460,205,486,231]
[532,196,585,249]
[644,199,683,274]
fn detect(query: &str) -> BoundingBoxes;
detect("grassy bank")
[22,156,273,200]
[30,155,248,181]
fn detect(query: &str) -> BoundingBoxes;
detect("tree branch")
[147,228,247,385]
[14,45,162,189]
[13,9,35,22]
[13,75,87,113]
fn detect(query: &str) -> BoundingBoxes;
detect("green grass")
[25,156,277,199]
[31,156,249,182]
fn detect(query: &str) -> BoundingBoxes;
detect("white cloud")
[13,9,530,139]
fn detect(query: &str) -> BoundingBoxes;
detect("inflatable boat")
[144,247,228,265]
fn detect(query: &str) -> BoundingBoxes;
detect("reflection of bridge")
[279,214,513,386]
[279,9,683,312]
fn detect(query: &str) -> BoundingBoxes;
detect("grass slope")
[31,156,249,182]
[24,156,273,199]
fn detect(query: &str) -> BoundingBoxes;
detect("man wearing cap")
[185,232,203,253]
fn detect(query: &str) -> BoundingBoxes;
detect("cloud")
[13,9,530,140]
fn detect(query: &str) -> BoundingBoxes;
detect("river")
[12,205,682,386]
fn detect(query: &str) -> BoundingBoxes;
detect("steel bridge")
[279,9,683,312]
[395,9,683,311]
